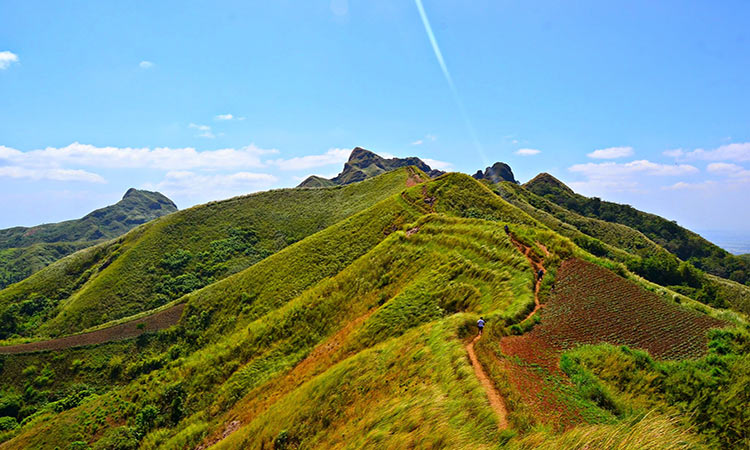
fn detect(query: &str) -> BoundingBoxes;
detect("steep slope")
[297,147,443,187]
[0,189,177,289]
[525,173,750,285]
[494,179,750,314]
[493,181,667,260]
[0,171,740,450]
[0,168,421,339]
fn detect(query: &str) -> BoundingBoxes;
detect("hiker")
[477,317,485,335]
[504,224,510,234]
[537,268,544,280]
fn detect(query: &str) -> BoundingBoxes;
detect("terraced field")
[496,258,729,428]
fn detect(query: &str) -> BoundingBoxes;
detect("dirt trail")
[464,233,548,431]
[465,334,509,429]
[0,303,186,354]
[510,234,546,321]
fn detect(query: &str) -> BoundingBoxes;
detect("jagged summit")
[297,147,444,188]
[472,162,518,184]
[524,172,575,194]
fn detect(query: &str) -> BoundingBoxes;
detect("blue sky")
[1,1,749,249]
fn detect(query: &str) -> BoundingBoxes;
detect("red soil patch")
[0,303,186,354]
[405,167,426,187]
[497,258,728,428]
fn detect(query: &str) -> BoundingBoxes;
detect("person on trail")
[504,224,510,234]
[477,317,485,335]
[537,268,544,280]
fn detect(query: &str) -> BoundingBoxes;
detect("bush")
[0,416,18,431]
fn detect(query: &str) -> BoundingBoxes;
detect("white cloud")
[0,142,276,171]
[422,158,452,171]
[139,60,154,69]
[671,142,750,162]
[570,160,698,177]
[0,51,19,70]
[189,123,215,139]
[707,162,750,179]
[587,146,634,159]
[515,148,541,156]
[412,134,436,146]
[272,148,350,171]
[145,170,277,199]
[663,149,684,158]
[663,181,717,191]
[0,166,105,183]
[568,160,698,193]
[215,114,233,121]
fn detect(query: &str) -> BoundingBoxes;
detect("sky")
[1,1,749,251]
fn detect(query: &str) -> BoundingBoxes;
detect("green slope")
[525,173,750,285]
[0,189,177,289]
[491,178,750,315]
[0,168,421,339]
[0,171,741,450]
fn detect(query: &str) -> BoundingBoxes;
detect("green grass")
[0,169,741,449]
[0,168,418,339]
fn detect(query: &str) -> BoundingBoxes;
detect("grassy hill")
[525,173,750,285]
[0,168,423,340]
[0,167,745,449]
[0,189,177,289]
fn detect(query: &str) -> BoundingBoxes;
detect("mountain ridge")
[298,147,444,188]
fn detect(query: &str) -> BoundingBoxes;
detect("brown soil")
[0,303,186,354]
[465,334,509,429]
[496,257,729,429]
[405,167,426,187]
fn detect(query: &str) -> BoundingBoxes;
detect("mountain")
[0,163,746,449]
[472,161,518,184]
[525,173,750,286]
[0,189,177,289]
[297,147,444,187]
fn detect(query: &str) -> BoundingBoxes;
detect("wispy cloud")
[0,143,276,171]
[516,148,541,156]
[145,170,277,200]
[189,123,215,139]
[412,134,436,146]
[664,142,750,162]
[707,162,750,179]
[271,148,350,170]
[139,60,154,69]
[568,160,698,193]
[663,180,717,191]
[422,158,452,171]
[587,146,634,159]
[215,113,245,121]
[0,51,19,70]
[0,166,105,183]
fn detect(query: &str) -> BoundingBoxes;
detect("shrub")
[0,416,18,431]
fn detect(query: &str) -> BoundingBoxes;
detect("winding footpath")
[464,233,547,430]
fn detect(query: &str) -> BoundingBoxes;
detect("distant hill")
[298,147,444,187]
[525,173,750,285]
[0,189,177,289]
